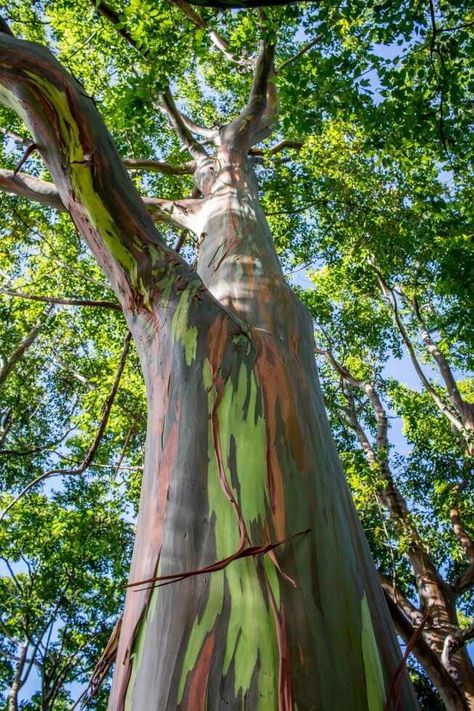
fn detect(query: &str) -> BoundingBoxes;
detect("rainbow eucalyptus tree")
[0,21,419,711]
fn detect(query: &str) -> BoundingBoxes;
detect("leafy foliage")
[0,0,472,707]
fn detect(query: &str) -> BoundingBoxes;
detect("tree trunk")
[0,32,419,711]
[7,643,27,711]
[110,151,418,709]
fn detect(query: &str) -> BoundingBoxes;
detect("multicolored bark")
[0,31,419,711]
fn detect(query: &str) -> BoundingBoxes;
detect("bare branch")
[162,89,209,162]
[409,293,474,431]
[376,272,465,434]
[0,307,52,390]
[223,41,277,149]
[1,289,121,311]
[2,123,196,175]
[123,157,195,175]
[7,641,28,711]
[441,624,474,687]
[317,342,450,614]
[0,333,131,520]
[249,138,303,157]
[0,169,65,211]
[178,113,220,142]
[0,168,201,230]
[379,573,421,628]
[276,36,320,74]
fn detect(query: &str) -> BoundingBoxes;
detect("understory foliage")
[0,0,472,707]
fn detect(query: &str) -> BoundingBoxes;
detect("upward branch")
[222,40,277,151]
[0,31,204,306]
[376,273,466,434]
[162,89,209,162]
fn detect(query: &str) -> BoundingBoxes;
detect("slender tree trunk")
[110,152,418,709]
[7,643,27,711]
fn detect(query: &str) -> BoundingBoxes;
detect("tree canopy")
[0,0,473,707]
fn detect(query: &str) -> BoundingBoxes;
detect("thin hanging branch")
[0,333,131,521]
[126,528,310,592]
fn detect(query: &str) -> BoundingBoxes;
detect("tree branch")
[0,169,64,211]
[167,0,249,67]
[93,0,140,52]
[2,122,196,175]
[0,168,201,231]
[409,293,474,432]
[1,289,121,311]
[177,113,220,142]
[0,32,201,305]
[249,138,303,157]
[317,343,451,615]
[123,157,195,175]
[0,307,52,390]
[223,40,277,149]
[441,623,474,688]
[161,88,209,162]
[382,587,467,710]
[376,272,465,433]
[276,36,320,74]
[0,333,131,521]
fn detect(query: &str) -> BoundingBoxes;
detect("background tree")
[0,0,472,708]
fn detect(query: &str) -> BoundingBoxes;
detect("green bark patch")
[171,281,201,366]
[25,73,137,276]
[177,359,279,707]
